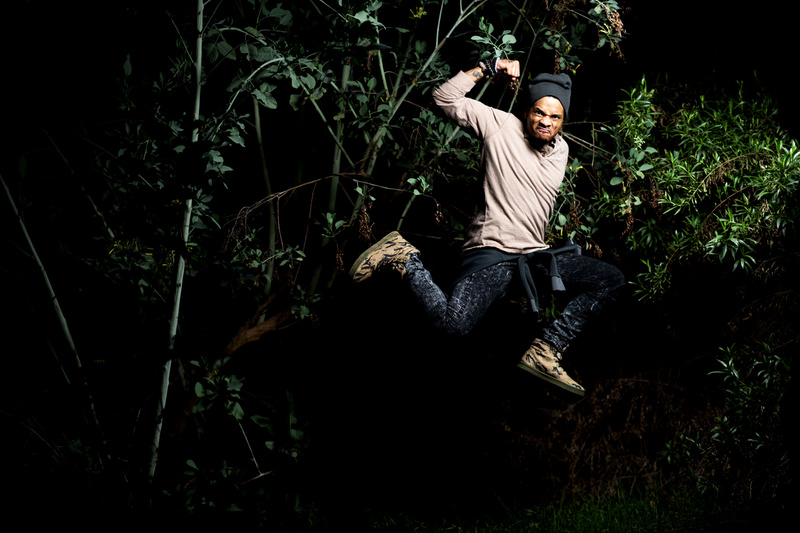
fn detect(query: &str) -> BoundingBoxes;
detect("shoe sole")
[517,362,585,397]
[348,231,401,280]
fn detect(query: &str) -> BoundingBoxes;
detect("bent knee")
[437,315,474,338]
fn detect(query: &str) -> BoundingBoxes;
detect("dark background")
[2,0,797,526]
[4,1,800,148]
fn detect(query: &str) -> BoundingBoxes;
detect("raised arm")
[432,58,523,136]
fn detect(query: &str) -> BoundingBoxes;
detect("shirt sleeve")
[432,71,511,140]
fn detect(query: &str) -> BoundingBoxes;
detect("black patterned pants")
[404,252,625,353]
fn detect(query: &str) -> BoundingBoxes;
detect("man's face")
[524,96,564,143]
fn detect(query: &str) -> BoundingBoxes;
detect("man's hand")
[496,59,520,81]
[465,58,521,85]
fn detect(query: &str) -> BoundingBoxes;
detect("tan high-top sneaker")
[518,338,585,396]
[349,231,420,283]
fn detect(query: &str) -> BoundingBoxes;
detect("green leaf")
[184,459,199,473]
[228,401,245,420]
[243,26,265,39]
[289,93,304,110]
[215,41,235,60]
[254,89,278,109]
[226,127,246,147]
[302,74,316,89]
[288,70,300,89]
[269,7,292,26]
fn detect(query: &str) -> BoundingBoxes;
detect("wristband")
[479,57,499,78]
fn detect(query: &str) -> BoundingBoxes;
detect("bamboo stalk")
[2,171,108,467]
[329,61,351,214]
[308,61,352,295]
[396,193,416,232]
[146,0,203,486]
[253,95,277,301]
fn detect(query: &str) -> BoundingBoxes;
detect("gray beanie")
[526,73,572,116]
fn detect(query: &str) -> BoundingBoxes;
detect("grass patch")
[355,488,726,533]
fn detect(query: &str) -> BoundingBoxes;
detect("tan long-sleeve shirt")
[433,71,568,254]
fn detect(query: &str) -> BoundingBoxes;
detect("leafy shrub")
[563,77,799,300]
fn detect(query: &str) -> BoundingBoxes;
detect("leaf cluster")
[566,77,799,300]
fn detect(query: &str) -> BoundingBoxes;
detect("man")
[349,58,625,397]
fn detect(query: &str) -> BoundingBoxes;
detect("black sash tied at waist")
[451,241,582,314]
